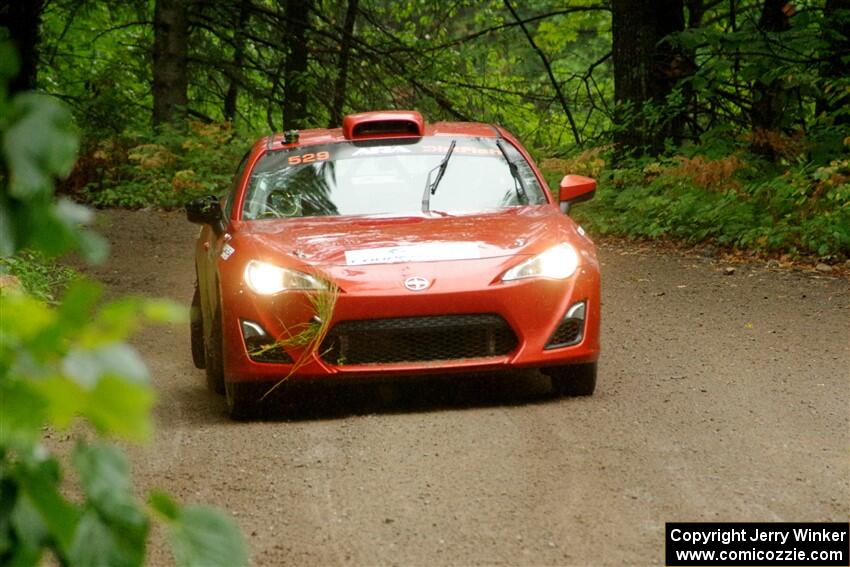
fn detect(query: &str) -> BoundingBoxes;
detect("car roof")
[256,121,508,153]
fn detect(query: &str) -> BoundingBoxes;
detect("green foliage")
[0,250,77,302]
[39,1,152,138]
[0,52,248,566]
[669,3,833,132]
[3,437,246,567]
[0,43,106,261]
[1,282,197,566]
[80,122,247,209]
[0,258,249,567]
[150,492,249,567]
[558,145,850,260]
[69,443,149,567]
[36,0,615,153]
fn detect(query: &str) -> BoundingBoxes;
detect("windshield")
[241,136,547,220]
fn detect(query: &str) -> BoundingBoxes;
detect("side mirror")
[186,195,225,234]
[559,174,596,214]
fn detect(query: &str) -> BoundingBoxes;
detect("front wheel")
[547,362,597,396]
[225,381,263,421]
[203,304,225,395]
[190,286,205,369]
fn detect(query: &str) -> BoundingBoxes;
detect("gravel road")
[85,209,849,566]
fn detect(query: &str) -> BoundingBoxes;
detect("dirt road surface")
[82,210,849,565]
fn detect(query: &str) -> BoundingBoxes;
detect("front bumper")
[219,261,600,384]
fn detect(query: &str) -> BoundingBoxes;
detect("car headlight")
[502,244,579,281]
[244,260,327,294]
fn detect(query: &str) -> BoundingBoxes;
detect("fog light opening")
[240,319,293,363]
[565,301,586,320]
[241,319,266,340]
[545,300,587,349]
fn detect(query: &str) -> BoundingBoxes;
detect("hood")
[234,206,572,267]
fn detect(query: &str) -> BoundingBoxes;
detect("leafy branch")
[0,43,248,567]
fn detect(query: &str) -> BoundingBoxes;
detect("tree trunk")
[328,0,359,127]
[224,0,251,125]
[685,0,705,27]
[1,0,45,94]
[819,0,850,126]
[282,0,312,131]
[152,0,189,129]
[611,0,686,160]
[682,0,704,138]
[750,0,790,159]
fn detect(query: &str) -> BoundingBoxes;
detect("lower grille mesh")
[320,314,518,365]
[546,318,583,348]
[246,339,293,363]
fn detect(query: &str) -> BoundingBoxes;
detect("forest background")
[3,0,849,264]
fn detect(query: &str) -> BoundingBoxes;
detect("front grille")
[546,318,583,349]
[320,314,518,365]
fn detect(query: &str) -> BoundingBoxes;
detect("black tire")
[548,362,597,396]
[203,304,226,395]
[225,380,262,421]
[190,286,206,369]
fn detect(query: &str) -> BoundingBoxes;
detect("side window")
[223,151,250,219]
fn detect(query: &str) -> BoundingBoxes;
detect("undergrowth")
[543,134,850,261]
[68,121,248,209]
[0,250,78,302]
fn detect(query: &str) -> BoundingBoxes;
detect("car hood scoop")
[239,206,564,266]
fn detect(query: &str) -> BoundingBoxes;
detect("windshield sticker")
[422,145,501,156]
[345,243,481,266]
[351,146,412,157]
[220,243,236,260]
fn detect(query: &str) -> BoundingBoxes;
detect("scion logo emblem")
[404,276,431,291]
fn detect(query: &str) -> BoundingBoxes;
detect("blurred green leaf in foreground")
[0,42,248,567]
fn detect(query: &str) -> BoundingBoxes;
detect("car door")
[196,150,251,320]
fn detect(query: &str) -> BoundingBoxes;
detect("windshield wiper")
[495,139,529,205]
[421,139,456,213]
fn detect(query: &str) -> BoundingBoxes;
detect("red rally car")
[187,110,600,419]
